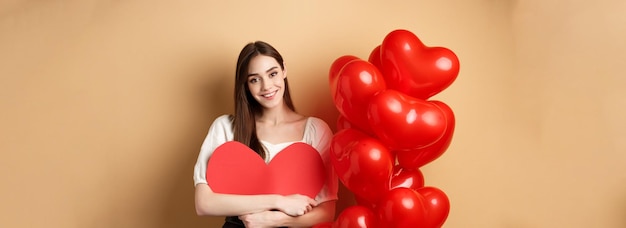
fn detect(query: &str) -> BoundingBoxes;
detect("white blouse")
[193,114,338,203]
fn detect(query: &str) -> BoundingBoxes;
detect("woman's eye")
[269,72,277,77]
[249,78,258,83]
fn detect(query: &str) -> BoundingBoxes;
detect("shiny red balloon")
[367,45,382,70]
[416,187,450,228]
[336,115,353,132]
[379,29,460,99]
[329,55,360,99]
[336,115,377,138]
[333,59,387,134]
[330,128,394,204]
[367,90,447,150]
[335,205,378,228]
[396,100,455,169]
[390,165,425,190]
[377,187,428,228]
[354,194,378,211]
[330,129,366,184]
[312,222,334,228]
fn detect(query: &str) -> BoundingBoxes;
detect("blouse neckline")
[259,117,311,146]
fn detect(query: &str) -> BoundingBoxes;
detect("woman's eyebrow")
[247,66,278,77]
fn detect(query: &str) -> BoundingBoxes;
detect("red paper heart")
[379,29,460,99]
[206,141,326,199]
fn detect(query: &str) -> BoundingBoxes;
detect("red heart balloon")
[367,45,382,70]
[353,165,425,211]
[379,29,460,99]
[312,222,334,228]
[335,205,378,228]
[206,141,326,198]
[330,128,394,205]
[416,186,450,228]
[333,59,387,134]
[329,128,365,182]
[335,115,353,132]
[354,194,378,212]
[390,165,425,191]
[367,90,447,150]
[336,115,378,139]
[377,187,428,228]
[396,100,455,169]
[329,55,360,97]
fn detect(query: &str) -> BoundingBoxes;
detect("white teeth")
[263,91,277,98]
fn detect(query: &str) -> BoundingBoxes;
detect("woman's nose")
[261,78,272,90]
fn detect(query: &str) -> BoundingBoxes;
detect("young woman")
[193,41,338,228]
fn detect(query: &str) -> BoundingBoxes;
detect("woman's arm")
[195,183,317,217]
[238,200,337,228]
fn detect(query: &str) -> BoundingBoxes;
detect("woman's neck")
[257,105,297,126]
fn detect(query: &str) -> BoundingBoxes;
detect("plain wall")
[1,0,625,227]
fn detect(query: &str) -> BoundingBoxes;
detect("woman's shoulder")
[305,116,332,132]
[302,116,333,147]
[215,114,233,122]
[205,114,235,141]
[210,114,234,128]
[212,114,233,122]
[305,116,327,125]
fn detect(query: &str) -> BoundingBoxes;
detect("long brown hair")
[232,41,296,159]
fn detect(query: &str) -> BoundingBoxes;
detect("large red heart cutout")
[379,29,460,99]
[206,141,326,199]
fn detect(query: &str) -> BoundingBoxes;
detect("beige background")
[1,0,625,227]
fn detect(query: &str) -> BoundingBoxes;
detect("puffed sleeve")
[306,117,338,203]
[193,115,234,186]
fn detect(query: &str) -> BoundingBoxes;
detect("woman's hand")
[275,194,317,216]
[239,210,285,228]
[241,200,337,228]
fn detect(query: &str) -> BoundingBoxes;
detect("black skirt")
[222,215,288,228]
[222,216,244,228]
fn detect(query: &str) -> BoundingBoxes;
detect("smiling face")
[246,54,288,110]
